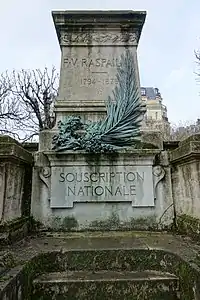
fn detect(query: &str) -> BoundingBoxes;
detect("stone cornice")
[44,149,160,167]
[52,10,146,47]
[0,136,33,164]
[170,141,200,165]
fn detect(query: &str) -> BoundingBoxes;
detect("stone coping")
[163,141,179,151]
[179,134,200,146]
[1,231,199,264]
[169,140,200,164]
[169,134,200,164]
[23,142,38,153]
[1,231,200,298]
[54,102,107,112]
[44,148,160,157]
[52,10,146,15]
[52,10,146,25]
[33,270,178,286]
[0,136,33,164]
[0,231,199,284]
[43,148,161,166]
[52,10,146,47]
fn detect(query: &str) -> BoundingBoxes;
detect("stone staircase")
[33,269,179,299]
[29,239,180,300]
[4,231,199,299]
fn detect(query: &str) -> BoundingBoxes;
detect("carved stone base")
[31,149,173,230]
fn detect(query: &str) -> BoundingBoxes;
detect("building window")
[155,112,158,120]
[155,88,161,97]
[141,89,146,96]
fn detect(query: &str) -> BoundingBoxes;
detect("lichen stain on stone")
[175,214,200,240]
[50,216,78,232]
[0,245,200,299]
[89,214,158,231]
[89,212,120,231]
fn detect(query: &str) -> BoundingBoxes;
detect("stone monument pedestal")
[31,149,173,230]
[52,10,146,124]
[31,10,173,230]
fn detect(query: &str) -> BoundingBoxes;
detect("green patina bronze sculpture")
[52,49,146,153]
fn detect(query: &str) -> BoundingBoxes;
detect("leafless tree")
[142,117,200,141]
[169,120,200,141]
[166,51,200,140]
[0,73,27,140]
[1,64,199,143]
[195,50,200,83]
[0,67,59,141]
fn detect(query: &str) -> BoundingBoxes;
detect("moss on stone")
[0,252,16,270]
[134,141,159,149]
[174,214,200,240]
[62,216,78,231]
[0,275,13,282]
[0,217,28,232]
[32,277,178,299]
[50,216,78,232]
[89,214,158,231]
[29,217,43,232]
[1,246,200,299]
[127,216,158,231]
[0,216,31,245]
[21,252,60,299]
[89,213,120,231]
[22,249,199,299]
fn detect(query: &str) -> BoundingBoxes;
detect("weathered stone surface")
[1,163,25,221]
[1,232,200,299]
[0,136,33,164]
[31,149,173,229]
[175,214,200,240]
[52,11,146,123]
[33,270,179,299]
[50,161,155,209]
[0,217,30,246]
[141,130,163,149]
[170,134,200,220]
[0,136,33,223]
[32,11,173,230]
[23,142,38,153]
[38,129,56,151]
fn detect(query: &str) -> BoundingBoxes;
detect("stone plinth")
[31,10,174,230]
[170,134,200,219]
[0,136,33,222]
[31,149,173,230]
[52,10,146,124]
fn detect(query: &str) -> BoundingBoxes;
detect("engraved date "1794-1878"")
[80,77,118,86]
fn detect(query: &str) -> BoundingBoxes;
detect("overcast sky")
[0,0,200,124]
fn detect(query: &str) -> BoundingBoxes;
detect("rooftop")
[141,87,161,99]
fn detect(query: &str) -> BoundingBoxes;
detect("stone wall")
[31,133,200,231]
[170,134,200,219]
[3,134,200,233]
[0,136,33,223]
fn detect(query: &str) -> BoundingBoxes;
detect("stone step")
[34,248,180,273]
[33,270,179,300]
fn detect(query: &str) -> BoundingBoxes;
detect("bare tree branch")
[0,67,59,142]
